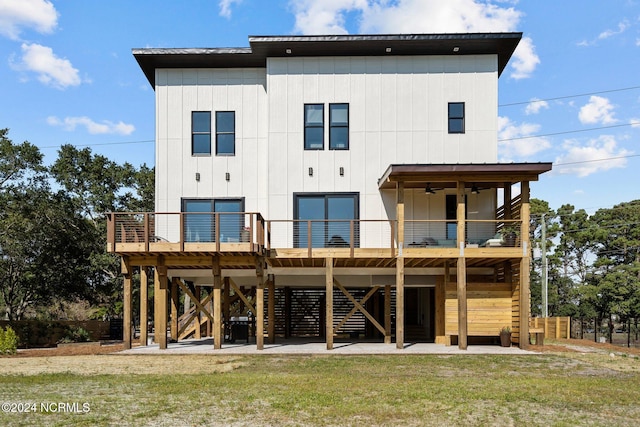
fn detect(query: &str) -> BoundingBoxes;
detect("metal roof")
[378,163,553,190]
[133,32,522,87]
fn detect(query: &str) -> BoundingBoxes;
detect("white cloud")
[630,118,640,128]
[47,116,135,135]
[554,135,630,177]
[524,98,549,115]
[498,116,551,160]
[289,0,540,77]
[219,0,242,19]
[0,0,57,40]
[598,20,629,40]
[11,43,82,89]
[578,96,617,125]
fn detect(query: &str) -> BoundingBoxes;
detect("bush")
[0,326,18,355]
[57,326,91,344]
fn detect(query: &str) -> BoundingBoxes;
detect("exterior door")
[294,193,359,248]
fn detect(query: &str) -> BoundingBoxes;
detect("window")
[182,198,244,242]
[329,103,349,150]
[192,111,211,155]
[294,193,359,248]
[448,102,465,134]
[216,111,235,155]
[304,104,324,150]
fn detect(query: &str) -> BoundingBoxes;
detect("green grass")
[1,353,639,426]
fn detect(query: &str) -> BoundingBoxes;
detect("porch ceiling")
[377,163,553,190]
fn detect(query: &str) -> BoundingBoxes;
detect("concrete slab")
[120,338,537,355]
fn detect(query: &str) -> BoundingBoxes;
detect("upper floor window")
[216,111,235,155]
[448,102,465,134]
[304,104,324,150]
[329,103,349,150]
[192,111,211,155]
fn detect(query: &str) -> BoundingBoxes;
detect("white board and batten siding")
[154,54,499,245]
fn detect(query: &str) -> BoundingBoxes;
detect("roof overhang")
[378,163,553,190]
[133,32,522,87]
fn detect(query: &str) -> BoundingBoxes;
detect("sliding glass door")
[294,193,359,248]
[182,198,244,243]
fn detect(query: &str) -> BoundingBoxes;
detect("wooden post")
[519,181,531,349]
[457,182,468,350]
[139,267,148,346]
[213,257,222,349]
[384,284,391,344]
[122,258,132,350]
[267,274,276,344]
[194,286,202,339]
[457,258,468,350]
[170,277,179,341]
[556,316,561,339]
[256,258,265,350]
[326,257,334,350]
[154,258,168,349]
[396,256,404,349]
[504,182,512,219]
[396,182,405,253]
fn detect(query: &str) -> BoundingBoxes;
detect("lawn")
[1,345,639,426]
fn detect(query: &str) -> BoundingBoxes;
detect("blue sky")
[1,0,639,214]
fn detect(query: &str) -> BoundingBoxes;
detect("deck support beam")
[194,286,202,339]
[122,258,132,350]
[154,257,168,349]
[519,181,531,349]
[256,258,265,350]
[396,256,404,349]
[326,257,334,350]
[139,267,148,346]
[213,256,222,349]
[457,181,468,350]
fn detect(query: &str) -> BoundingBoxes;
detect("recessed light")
[286,48,292,54]
[385,47,392,53]
[453,46,460,52]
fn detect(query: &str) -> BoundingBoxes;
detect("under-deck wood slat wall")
[263,288,392,338]
[445,282,512,336]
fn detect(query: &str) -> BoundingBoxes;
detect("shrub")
[0,326,18,355]
[57,326,91,344]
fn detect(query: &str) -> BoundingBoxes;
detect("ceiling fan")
[424,183,444,194]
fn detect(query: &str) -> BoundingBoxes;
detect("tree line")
[0,129,153,321]
[2,127,639,345]
[530,199,640,345]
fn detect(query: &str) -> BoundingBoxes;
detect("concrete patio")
[120,337,538,355]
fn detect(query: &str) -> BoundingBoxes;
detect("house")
[108,33,552,351]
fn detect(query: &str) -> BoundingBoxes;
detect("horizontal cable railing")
[266,219,395,254]
[106,212,265,251]
[465,219,522,247]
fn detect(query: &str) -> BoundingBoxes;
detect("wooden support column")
[170,278,179,341]
[384,284,391,344]
[396,256,404,349]
[194,286,202,339]
[213,257,222,349]
[504,182,512,219]
[519,181,531,349]
[396,182,405,252]
[256,258,265,350]
[456,182,468,350]
[139,267,148,346]
[326,257,334,350]
[267,274,276,344]
[154,257,168,349]
[122,258,132,350]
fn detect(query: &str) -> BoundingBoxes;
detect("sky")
[0,0,639,215]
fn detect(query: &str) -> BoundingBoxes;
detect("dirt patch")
[542,338,640,356]
[0,354,244,376]
[11,342,125,357]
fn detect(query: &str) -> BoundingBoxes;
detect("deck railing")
[106,213,524,253]
[106,212,265,252]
